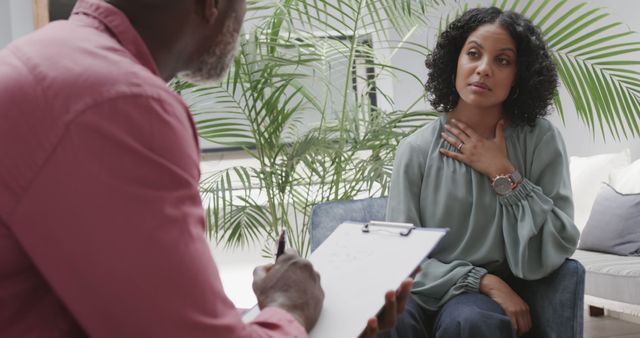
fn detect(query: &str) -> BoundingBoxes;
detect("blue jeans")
[378,293,517,338]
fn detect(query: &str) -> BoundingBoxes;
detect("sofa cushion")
[610,158,640,194]
[572,249,640,305]
[569,149,630,232]
[578,184,640,256]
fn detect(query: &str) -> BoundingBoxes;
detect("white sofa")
[569,149,640,319]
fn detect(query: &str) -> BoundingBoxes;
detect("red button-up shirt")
[0,0,306,337]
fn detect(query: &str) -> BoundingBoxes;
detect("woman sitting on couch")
[382,7,580,338]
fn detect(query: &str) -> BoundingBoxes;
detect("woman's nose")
[475,58,492,77]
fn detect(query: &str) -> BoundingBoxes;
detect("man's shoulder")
[0,21,184,138]
[0,22,188,218]
[5,20,174,108]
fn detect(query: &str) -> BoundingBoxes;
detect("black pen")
[275,229,286,261]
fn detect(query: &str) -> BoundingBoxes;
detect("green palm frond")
[217,201,272,249]
[200,166,263,240]
[284,0,434,38]
[182,0,443,251]
[186,86,255,147]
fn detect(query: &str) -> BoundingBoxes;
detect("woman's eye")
[466,50,479,57]
[497,57,511,65]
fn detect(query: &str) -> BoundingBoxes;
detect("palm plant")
[176,0,442,255]
[175,0,640,255]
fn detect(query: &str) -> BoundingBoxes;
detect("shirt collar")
[70,0,160,77]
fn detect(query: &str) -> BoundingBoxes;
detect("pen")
[275,229,286,261]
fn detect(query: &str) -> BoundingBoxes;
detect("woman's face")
[455,23,517,111]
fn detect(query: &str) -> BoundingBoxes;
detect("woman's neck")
[448,102,504,139]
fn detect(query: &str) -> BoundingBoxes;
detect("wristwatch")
[491,170,523,195]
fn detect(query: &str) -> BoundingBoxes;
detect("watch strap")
[510,170,523,185]
[491,169,522,195]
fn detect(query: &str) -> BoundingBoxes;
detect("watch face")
[493,176,512,195]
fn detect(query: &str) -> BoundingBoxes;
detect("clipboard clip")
[362,221,415,236]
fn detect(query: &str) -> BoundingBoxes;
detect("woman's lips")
[469,81,490,91]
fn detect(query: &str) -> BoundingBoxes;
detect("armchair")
[310,197,585,338]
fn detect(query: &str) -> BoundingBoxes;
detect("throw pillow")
[578,183,640,256]
[610,158,640,194]
[569,149,630,232]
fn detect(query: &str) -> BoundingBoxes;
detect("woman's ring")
[457,143,464,152]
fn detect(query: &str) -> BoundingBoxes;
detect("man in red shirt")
[0,0,410,337]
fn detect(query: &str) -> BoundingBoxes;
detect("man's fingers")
[379,290,397,329]
[275,249,300,263]
[284,247,299,256]
[409,266,422,278]
[358,317,378,338]
[396,278,413,313]
[252,264,272,281]
[252,264,273,297]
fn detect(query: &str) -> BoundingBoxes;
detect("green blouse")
[386,114,580,310]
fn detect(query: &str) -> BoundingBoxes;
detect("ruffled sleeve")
[498,126,580,279]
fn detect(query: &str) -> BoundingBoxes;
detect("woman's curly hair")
[424,7,558,127]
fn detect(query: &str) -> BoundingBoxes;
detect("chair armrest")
[513,259,585,338]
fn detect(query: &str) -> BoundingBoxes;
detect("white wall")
[391,0,640,159]
[0,0,13,48]
[0,0,33,48]
[10,0,33,40]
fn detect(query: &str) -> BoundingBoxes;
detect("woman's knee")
[434,294,515,338]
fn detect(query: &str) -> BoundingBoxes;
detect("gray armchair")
[310,197,585,338]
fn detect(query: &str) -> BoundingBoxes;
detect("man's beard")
[178,15,240,85]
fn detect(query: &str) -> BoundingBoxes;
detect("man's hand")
[358,278,413,338]
[480,274,531,336]
[252,250,324,332]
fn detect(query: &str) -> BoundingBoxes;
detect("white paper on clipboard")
[242,221,447,338]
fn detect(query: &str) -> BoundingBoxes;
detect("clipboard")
[242,221,447,337]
